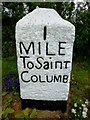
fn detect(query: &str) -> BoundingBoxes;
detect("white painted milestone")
[15,8,75,101]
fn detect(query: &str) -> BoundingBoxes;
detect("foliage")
[74,2,90,57]
[70,99,88,119]
[2,3,25,58]
[30,108,38,119]
[3,73,20,92]
[2,2,89,58]
[2,93,13,109]
[71,60,89,94]
[2,56,17,77]
[15,112,24,119]
[15,108,37,119]
[23,108,30,119]
[2,105,37,119]
[2,91,15,119]
[69,59,90,119]
[2,91,8,96]
[2,108,14,118]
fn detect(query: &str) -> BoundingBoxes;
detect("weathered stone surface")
[16,8,75,101]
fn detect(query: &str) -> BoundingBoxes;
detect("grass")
[69,58,90,113]
[2,56,18,78]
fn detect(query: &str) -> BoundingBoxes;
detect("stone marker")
[16,8,75,102]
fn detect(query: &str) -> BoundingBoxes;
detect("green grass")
[71,59,90,101]
[2,56,18,78]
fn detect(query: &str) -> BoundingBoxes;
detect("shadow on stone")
[21,99,67,113]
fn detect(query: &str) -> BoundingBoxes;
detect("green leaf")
[23,108,29,117]
[2,91,8,96]
[6,108,14,113]
[2,108,14,118]
[30,108,37,119]
[13,92,18,95]
[15,112,24,119]
[2,110,8,118]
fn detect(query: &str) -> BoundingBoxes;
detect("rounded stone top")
[16,8,75,30]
